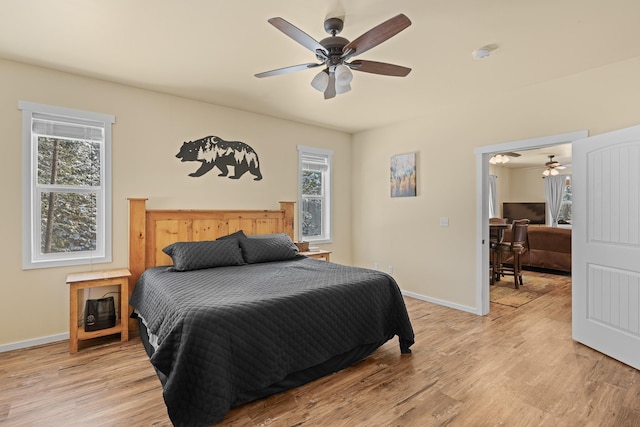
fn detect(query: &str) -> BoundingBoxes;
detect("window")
[559,176,572,224]
[298,146,332,243]
[20,101,115,269]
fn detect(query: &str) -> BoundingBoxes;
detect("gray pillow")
[217,230,247,241]
[162,239,244,271]
[239,234,299,263]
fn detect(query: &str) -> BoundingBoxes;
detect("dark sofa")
[503,226,571,273]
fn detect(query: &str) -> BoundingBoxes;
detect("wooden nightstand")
[66,268,131,354]
[300,250,331,261]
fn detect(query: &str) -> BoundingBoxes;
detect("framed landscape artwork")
[390,153,416,197]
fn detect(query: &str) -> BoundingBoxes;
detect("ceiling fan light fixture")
[489,154,509,164]
[334,64,353,86]
[542,154,564,177]
[310,70,329,92]
[542,167,560,177]
[335,82,351,95]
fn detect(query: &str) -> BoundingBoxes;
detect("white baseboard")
[0,333,68,353]
[401,290,481,315]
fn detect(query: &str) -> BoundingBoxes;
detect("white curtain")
[545,175,566,227]
[488,175,498,218]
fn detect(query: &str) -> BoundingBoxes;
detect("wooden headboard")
[128,198,295,288]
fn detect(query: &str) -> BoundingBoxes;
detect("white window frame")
[298,145,333,243]
[20,101,115,269]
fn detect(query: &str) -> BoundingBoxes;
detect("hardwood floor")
[2,273,639,426]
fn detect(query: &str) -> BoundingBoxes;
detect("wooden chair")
[494,219,530,289]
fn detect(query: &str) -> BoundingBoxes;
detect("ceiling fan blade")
[268,17,326,55]
[255,63,323,78]
[343,14,411,58]
[324,73,336,99]
[348,60,411,77]
[501,152,521,157]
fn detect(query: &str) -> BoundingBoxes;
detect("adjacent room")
[488,145,573,303]
[2,1,640,426]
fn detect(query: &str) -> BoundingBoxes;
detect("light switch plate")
[439,217,449,227]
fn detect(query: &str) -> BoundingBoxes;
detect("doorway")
[474,130,588,315]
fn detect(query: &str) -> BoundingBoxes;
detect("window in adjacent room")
[558,175,572,224]
[298,146,333,243]
[20,101,115,269]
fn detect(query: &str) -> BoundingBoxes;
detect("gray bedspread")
[130,256,414,426]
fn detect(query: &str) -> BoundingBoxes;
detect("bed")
[127,198,414,426]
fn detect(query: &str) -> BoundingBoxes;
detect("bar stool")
[489,217,508,285]
[494,219,529,289]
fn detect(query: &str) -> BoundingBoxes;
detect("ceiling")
[2,1,640,134]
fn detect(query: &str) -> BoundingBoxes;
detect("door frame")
[474,130,588,315]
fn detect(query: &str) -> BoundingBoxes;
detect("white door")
[572,125,640,370]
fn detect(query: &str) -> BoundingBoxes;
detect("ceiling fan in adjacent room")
[489,152,521,164]
[542,155,567,176]
[254,14,412,99]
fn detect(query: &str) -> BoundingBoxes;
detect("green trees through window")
[38,137,100,253]
[301,170,323,237]
[298,146,332,243]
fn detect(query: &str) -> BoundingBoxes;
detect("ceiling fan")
[489,152,521,164]
[254,14,412,99]
[542,155,567,176]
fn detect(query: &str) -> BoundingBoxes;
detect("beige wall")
[0,59,352,348]
[492,166,549,224]
[352,57,640,309]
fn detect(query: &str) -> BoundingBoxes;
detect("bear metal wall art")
[176,135,262,181]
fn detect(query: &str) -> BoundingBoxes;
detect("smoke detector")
[472,44,498,59]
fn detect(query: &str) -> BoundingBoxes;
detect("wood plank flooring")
[2,272,639,426]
